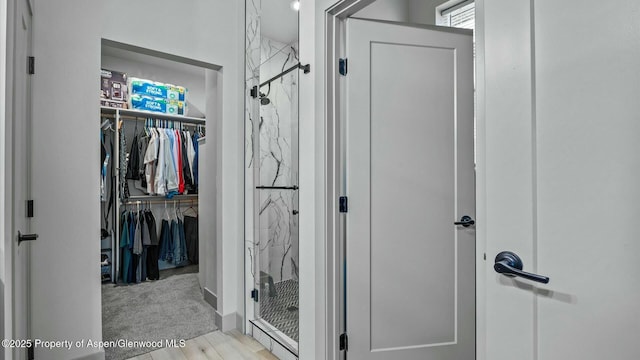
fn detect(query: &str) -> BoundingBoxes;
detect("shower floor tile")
[259,279,299,342]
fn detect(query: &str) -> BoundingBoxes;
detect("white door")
[345,18,475,360]
[482,0,640,359]
[11,0,33,359]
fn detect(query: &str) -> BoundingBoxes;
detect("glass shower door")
[245,0,300,349]
[253,42,300,345]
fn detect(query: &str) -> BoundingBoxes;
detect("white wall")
[198,136,217,303]
[298,1,318,359]
[355,0,410,22]
[24,0,244,358]
[409,0,449,25]
[203,68,220,299]
[354,0,448,25]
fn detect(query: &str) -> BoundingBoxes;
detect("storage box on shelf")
[100,68,129,109]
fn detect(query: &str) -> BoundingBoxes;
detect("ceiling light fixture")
[291,1,300,11]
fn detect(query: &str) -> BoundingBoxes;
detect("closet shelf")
[100,106,206,124]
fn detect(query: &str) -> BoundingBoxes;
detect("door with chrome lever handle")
[494,251,549,284]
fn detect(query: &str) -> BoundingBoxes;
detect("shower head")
[260,93,271,105]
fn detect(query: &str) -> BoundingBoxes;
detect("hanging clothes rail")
[100,107,206,125]
[122,199,199,206]
[123,195,199,205]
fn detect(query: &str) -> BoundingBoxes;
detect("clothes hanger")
[142,118,150,138]
[133,116,139,136]
[101,118,115,132]
[175,200,181,220]
[183,199,198,217]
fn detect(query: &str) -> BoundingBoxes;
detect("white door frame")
[321,2,376,359]
[321,0,487,359]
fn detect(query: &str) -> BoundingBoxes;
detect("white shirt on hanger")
[144,128,158,195]
[185,130,195,179]
[155,128,167,196]
[164,128,179,194]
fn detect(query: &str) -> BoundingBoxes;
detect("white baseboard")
[216,311,238,332]
[203,287,217,309]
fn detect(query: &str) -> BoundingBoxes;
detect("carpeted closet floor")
[102,266,217,360]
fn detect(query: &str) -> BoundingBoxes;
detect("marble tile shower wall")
[257,38,299,283]
[245,3,300,287]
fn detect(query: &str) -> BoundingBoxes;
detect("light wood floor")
[127,330,279,360]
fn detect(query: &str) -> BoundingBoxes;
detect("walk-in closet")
[98,40,219,360]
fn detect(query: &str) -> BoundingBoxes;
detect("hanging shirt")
[126,134,140,180]
[136,135,149,192]
[100,130,110,201]
[181,131,194,193]
[133,212,143,255]
[185,130,195,180]
[120,212,131,284]
[144,210,159,246]
[175,218,188,265]
[165,129,179,196]
[176,129,185,194]
[144,129,158,195]
[141,210,152,246]
[192,132,199,186]
[119,125,130,200]
[171,129,180,189]
[155,129,167,196]
[128,213,136,283]
[159,219,173,263]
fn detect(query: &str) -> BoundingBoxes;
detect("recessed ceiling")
[261,0,299,44]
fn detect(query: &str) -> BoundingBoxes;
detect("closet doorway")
[98,40,221,360]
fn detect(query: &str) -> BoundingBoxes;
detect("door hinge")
[339,58,348,76]
[339,196,348,213]
[339,333,348,351]
[251,288,259,302]
[28,56,34,75]
[27,343,34,360]
[250,85,258,98]
[26,200,34,218]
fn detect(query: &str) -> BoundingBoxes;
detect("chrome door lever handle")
[494,251,549,284]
